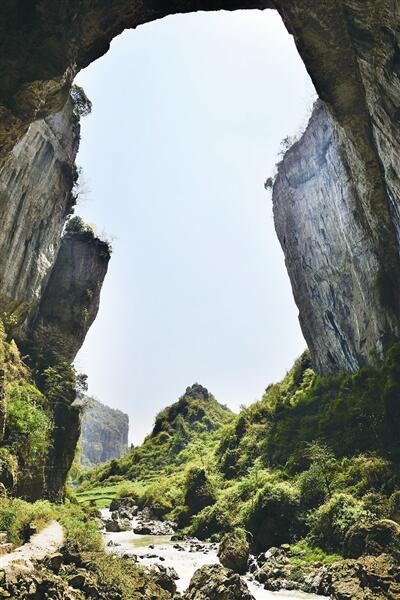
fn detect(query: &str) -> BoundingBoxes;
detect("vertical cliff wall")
[0,90,111,500]
[27,229,111,368]
[0,98,79,335]
[79,397,129,466]
[273,102,400,374]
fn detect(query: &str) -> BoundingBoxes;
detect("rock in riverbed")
[184,564,255,600]
[218,529,250,575]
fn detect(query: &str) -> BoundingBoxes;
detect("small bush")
[5,382,51,465]
[309,493,371,553]
[56,502,103,553]
[0,498,54,545]
[184,466,215,515]
[189,503,233,539]
[70,85,92,119]
[245,481,300,552]
[65,216,95,237]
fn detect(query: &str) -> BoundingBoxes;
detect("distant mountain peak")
[183,383,211,401]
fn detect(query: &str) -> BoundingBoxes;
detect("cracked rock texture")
[0,98,78,337]
[1,1,400,377]
[273,102,400,374]
[27,230,110,368]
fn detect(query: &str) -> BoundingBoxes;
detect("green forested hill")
[79,347,400,564]
[83,383,233,485]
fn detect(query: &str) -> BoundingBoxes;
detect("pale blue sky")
[74,9,315,443]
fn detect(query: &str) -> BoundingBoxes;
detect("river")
[102,510,327,599]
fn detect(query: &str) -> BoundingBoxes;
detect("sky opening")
[74,9,316,444]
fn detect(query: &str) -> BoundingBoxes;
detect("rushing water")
[102,511,326,599]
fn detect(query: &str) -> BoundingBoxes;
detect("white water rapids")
[101,510,327,599]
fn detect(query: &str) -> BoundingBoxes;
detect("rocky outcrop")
[273,101,400,374]
[46,398,81,503]
[184,564,255,600]
[26,230,110,368]
[254,546,400,598]
[79,397,129,466]
[322,554,400,600]
[218,529,250,575]
[0,98,78,337]
[344,519,400,561]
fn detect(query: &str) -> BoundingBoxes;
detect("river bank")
[101,508,327,599]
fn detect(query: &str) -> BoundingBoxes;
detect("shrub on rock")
[189,504,233,539]
[245,481,300,552]
[309,493,369,553]
[344,519,400,560]
[184,467,215,515]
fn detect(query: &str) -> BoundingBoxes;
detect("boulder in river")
[105,517,131,532]
[218,529,250,575]
[184,564,255,600]
[133,520,175,535]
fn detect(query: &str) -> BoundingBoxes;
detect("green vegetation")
[0,321,52,490]
[82,384,232,486]
[70,84,92,120]
[79,345,400,563]
[0,497,55,545]
[65,215,95,238]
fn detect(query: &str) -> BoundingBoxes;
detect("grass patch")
[0,498,55,545]
[290,540,342,566]
[76,481,147,508]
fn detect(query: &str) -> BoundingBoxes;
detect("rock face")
[344,519,400,561]
[184,564,255,600]
[273,101,400,374]
[26,230,110,367]
[0,87,110,499]
[0,98,78,337]
[79,397,129,465]
[254,547,400,599]
[1,2,400,376]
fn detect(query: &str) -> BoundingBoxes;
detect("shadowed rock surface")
[273,101,400,374]
[0,98,79,337]
[1,1,400,375]
[27,229,110,368]
[184,564,255,600]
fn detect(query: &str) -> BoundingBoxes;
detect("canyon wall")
[0,98,78,335]
[273,102,399,374]
[27,230,110,369]
[79,397,129,466]
[0,1,400,378]
[0,91,110,500]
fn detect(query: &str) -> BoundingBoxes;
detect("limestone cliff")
[0,86,110,499]
[27,229,110,369]
[1,1,400,375]
[79,397,129,466]
[273,102,400,374]
[0,98,79,335]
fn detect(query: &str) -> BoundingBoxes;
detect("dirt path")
[0,520,64,575]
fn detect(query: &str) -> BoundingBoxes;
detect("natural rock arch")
[1,1,400,373]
